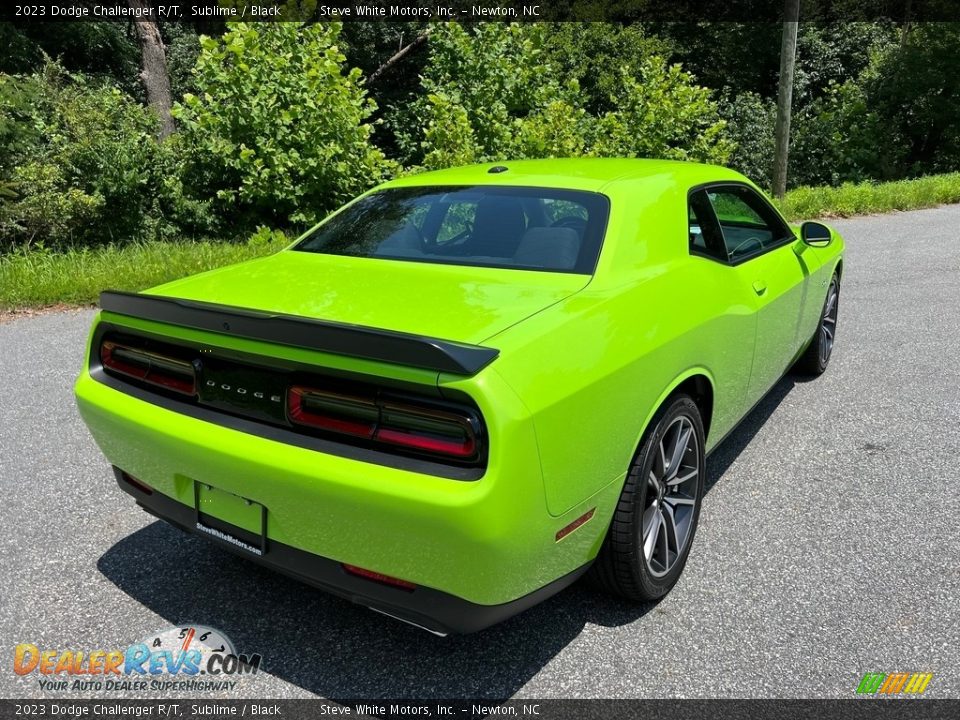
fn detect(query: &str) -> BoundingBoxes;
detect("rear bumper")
[116,468,588,635]
[76,369,610,627]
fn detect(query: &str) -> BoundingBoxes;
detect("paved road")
[2,206,959,700]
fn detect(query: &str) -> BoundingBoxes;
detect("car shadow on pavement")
[97,375,795,699]
[704,375,796,495]
[98,522,654,699]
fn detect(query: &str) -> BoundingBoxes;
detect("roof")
[383,158,748,193]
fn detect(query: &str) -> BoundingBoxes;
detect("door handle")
[752,280,767,295]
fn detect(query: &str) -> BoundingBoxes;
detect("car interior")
[689,186,791,263]
[376,194,587,271]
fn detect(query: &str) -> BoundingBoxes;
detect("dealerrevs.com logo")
[14,626,262,692]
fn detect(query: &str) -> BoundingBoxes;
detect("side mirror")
[801,221,832,247]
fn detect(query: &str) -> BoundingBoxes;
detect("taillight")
[288,387,377,438]
[287,386,481,463]
[376,402,477,459]
[100,340,197,396]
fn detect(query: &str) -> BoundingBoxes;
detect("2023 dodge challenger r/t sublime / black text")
[75,159,844,635]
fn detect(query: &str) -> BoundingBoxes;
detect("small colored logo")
[856,672,933,695]
[13,625,262,693]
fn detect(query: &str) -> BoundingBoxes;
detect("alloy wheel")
[820,280,839,367]
[642,415,700,578]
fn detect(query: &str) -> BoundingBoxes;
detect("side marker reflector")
[119,471,153,495]
[342,564,416,591]
[556,508,596,541]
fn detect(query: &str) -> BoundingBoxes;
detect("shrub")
[856,23,960,178]
[591,63,733,163]
[173,22,393,231]
[719,91,776,188]
[543,23,673,115]
[790,81,882,187]
[2,163,103,245]
[0,70,45,168]
[398,23,559,168]
[0,63,163,249]
[408,23,732,171]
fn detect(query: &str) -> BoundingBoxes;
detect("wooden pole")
[772,0,800,198]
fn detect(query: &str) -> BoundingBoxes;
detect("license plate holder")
[193,482,267,557]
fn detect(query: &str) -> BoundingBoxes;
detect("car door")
[700,184,815,404]
[686,190,759,442]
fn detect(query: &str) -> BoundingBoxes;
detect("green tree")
[0,63,163,248]
[790,80,880,186]
[792,22,895,106]
[408,23,731,171]
[544,22,672,114]
[403,23,558,168]
[0,22,143,99]
[860,23,960,177]
[340,22,431,158]
[173,22,392,230]
[591,62,733,162]
[718,91,776,186]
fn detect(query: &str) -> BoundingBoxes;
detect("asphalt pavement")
[1,205,958,699]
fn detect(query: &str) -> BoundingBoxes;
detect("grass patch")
[0,236,288,312]
[779,172,960,221]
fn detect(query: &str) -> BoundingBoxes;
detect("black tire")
[793,273,840,376]
[590,394,706,602]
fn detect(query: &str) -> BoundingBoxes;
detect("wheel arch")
[590,367,713,600]
[633,368,715,457]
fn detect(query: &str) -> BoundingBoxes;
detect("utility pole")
[772,0,800,198]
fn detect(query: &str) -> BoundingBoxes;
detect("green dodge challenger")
[75,159,844,634]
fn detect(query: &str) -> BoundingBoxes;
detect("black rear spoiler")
[98,291,499,376]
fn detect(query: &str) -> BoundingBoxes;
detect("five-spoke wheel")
[819,278,839,367]
[591,394,706,601]
[643,416,700,577]
[795,272,841,375]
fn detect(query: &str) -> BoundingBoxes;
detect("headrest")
[377,223,422,253]
[513,227,580,271]
[470,196,528,256]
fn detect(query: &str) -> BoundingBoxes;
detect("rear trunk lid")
[145,250,589,346]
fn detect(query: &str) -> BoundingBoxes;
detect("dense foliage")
[1,19,958,252]
[402,24,731,169]
[172,22,391,229]
[0,63,164,248]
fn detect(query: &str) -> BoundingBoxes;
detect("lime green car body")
[75,159,844,633]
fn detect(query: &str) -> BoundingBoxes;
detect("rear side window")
[296,185,610,274]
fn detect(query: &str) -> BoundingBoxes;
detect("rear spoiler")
[98,291,499,376]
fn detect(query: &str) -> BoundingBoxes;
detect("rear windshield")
[294,185,610,274]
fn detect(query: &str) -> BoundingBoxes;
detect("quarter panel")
[463,258,758,517]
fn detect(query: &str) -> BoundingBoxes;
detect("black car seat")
[467,196,527,257]
[513,227,581,271]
